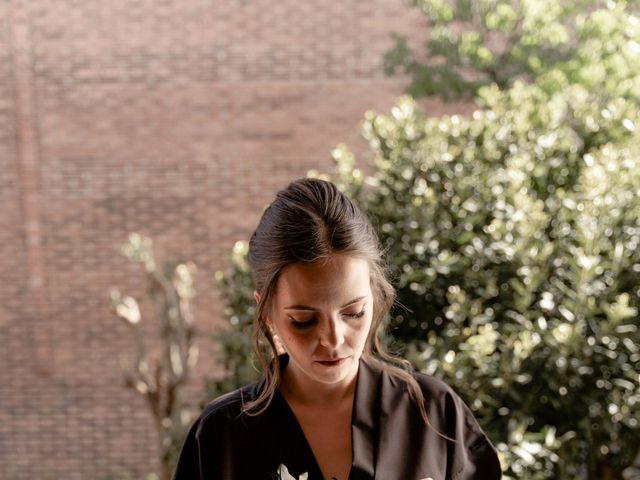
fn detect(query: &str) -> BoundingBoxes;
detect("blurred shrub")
[205,240,260,399]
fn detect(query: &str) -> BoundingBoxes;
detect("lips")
[316,357,348,367]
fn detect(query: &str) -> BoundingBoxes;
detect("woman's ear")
[254,290,273,328]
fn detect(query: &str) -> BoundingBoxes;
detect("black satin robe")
[173,356,501,480]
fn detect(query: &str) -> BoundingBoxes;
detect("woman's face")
[266,254,374,393]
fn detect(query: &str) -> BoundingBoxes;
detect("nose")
[319,316,345,349]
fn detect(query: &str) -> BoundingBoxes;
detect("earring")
[268,324,286,355]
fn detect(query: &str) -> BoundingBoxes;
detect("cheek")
[352,316,374,342]
[280,328,314,349]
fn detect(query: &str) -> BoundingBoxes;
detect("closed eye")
[344,309,365,319]
[288,306,366,329]
[289,316,318,329]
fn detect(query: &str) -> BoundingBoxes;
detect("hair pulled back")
[249,177,393,330]
[244,178,431,429]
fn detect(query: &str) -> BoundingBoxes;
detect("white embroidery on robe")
[275,463,309,480]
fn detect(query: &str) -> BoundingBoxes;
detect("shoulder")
[359,359,501,477]
[370,360,491,440]
[364,357,459,404]
[202,383,258,416]
[173,380,269,479]
[414,371,501,462]
[411,370,483,432]
[411,370,502,477]
[192,380,263,437]
[411,369,458,399]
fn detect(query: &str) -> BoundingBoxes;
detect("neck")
[280,366,358,407]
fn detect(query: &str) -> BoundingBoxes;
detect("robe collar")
[268,354,383,480]
[350,356,383,479]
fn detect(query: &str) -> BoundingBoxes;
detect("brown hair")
[245,177,432,428]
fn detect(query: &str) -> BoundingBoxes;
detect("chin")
[311,356,358,383]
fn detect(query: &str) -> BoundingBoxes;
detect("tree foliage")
[333,88,639,477]
[384,0,638,100]
[206,240,261,399]
[212,1,640,478]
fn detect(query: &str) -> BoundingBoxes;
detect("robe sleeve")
[419,374,502,479]
[172,417,204,480]
[369,359,501,479]
[171,391,251,480]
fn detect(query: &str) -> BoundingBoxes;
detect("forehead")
[275,255,371,307]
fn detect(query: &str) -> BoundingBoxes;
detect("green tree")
[334,89,639,478]
[384,0,638,101]
[211,1,640,478]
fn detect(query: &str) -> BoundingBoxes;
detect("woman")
[173,178,501,480]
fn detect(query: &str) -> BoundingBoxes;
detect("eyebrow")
[284,295,367,311]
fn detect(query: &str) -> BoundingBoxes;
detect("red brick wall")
[0,1,453,478]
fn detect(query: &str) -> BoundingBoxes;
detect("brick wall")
[0,1,454,478]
